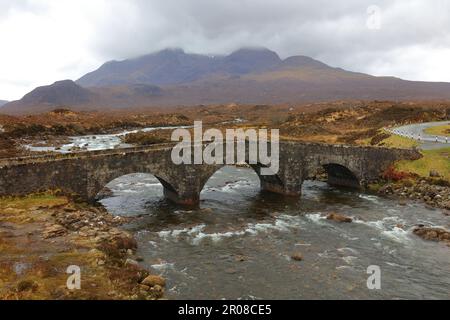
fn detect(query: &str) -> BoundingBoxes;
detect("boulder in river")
[413,226,450,245]
[326,212,353,223]
[291,253,303,261]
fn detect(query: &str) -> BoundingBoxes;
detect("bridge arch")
[198,163,286,197]
[86,166,180,203]
[320,163,361,188]
[199,165,260,200]
[0,142,421,206]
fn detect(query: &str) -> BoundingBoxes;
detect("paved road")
[386,121,450,150]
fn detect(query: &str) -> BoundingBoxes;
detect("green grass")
[364,130,449,181]
[424,124,450,137]
[359,129,419,149]
[396,147,450,180]
[379,134,419,148]
[0,193,68,210]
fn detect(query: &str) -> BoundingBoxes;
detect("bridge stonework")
[0,142,421,206]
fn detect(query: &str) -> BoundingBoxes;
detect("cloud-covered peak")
[1,0,450,100]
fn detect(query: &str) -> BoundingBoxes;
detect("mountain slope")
[1,81,165,114]
[2,80,96,114]
[0,100,8,107]
[4,48,450,114]
[77,48,327,87]
[21,80,94,105]
[78,48,219,87]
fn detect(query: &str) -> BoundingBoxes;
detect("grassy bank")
[396,147,450,181]
[424,124,450,137]
[365,131,449,180]
[358,130,419,148]
[377,132,419,148]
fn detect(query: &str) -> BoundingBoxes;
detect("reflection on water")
[100,167,450,300]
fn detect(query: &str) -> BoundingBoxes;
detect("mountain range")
[0,100,8,107]
[3,48,450,114]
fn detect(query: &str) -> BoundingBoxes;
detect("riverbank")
[375,178,450,213]
[0,193,165,300]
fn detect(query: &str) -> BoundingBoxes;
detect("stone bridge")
[0,142,421,206]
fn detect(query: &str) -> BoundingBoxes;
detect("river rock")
[125,259,139,267]
[442,201,450,210]
[379,185,394,194]
[141,275,166,287]
[378,180,450,213]
[291,253,303,261]
[43,224,67,239]
[326,213,353,223]
[234,255,247,262]
[151,285,164,294]
[138,284,150,293]
[413,226,450,245]
[111,234,138,250]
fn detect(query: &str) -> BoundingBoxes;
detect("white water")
[24,125,191,153]
[100,168,450,300]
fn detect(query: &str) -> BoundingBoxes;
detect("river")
[23,125,190,153]
[100,168,450,300]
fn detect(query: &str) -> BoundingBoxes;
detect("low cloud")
[1,0,449,100]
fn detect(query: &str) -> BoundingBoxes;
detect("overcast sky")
[1,0,449,100]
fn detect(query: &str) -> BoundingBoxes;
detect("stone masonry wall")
[0,142,421,205]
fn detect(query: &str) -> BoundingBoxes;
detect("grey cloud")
[0,0,48,19]
[82,0,450,79]
[1,0,450,94]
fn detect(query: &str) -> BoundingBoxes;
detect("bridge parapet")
[0,142,421,206]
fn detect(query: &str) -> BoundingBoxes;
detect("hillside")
[77,48,283,87]
[3,48,450,114]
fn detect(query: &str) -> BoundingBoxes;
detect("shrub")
[382,166,411,181]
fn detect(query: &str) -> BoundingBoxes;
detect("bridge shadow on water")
[98,167,294,230]
[98,166,365,234]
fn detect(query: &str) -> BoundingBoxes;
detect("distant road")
[386,121,450,150]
